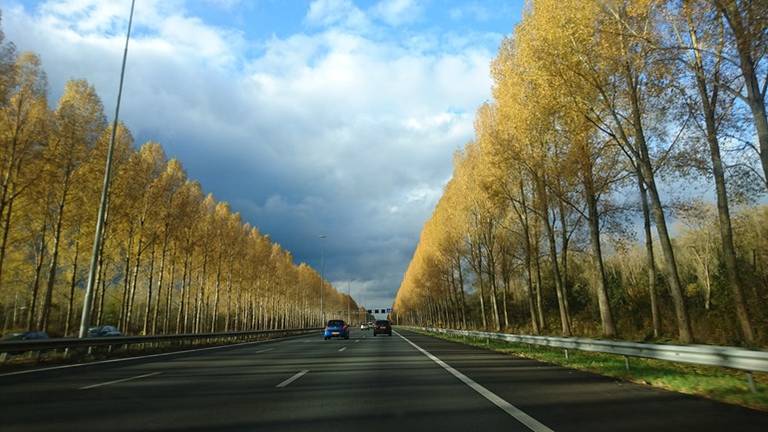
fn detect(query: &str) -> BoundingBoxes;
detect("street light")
[319,234,326,325]
[78,0,136,338]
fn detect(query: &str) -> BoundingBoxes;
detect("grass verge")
[408,327,768,412]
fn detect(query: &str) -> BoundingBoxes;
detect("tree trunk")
[500,268,510,329]
[193,252,208,333]
[119,226,134,330]
[0,115,22,294]
[63,240,79,337]
[39,190,67,332]
[126,233,144,333]
[626,65,693,343]
[483,223,502,332]
[536,174,571,336]
[210,257,222,333]
[716,1,768,189]
[456,257,467,329]
[234,285,241,331]
[688,23,755,341]
[637,169,660,337]
[224,262,233,331]
[639,158,693,342]
[532,215,546,331]
[152,228,169,334]
[142,243,156,334]
[95,260,107,326]
[708,114,756,340]
[176,249,190,334]
[474,242,487,329]
[27,218,48,330]
[557,198,572,330]
[518,181,540,334]
[583,166,616,337]
[163,246,177,334]
[0,184,16,292]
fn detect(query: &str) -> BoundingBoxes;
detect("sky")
[1,0,523,309]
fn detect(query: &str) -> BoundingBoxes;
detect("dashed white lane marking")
[395,331,554,432]
[354,340,359,343]
[276,370,309,388]
[80,371,162,390]
[338,347,347,352]
[0,334,306,378]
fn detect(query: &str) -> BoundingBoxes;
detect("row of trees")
[0,14,355,337]
[393,0,768,346]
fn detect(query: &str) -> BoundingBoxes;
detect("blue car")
[323,319,350,340]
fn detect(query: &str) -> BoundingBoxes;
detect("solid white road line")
[79,371,162,390]
[276,370,309,388]
[396,331,554,432]
[338,347,347,352]
[0,334,303,378]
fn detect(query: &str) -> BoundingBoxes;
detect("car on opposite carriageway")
[0,331,50,358]
[324,319,350,340]
[1,331,49,342]
[86,325,121,337]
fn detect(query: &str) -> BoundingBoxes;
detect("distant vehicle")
[360,322,371,330]
[1,331,49,341]
[0,331,50,357]
[324,319,349,340]
[373,320,392,336]
[87,325,121,337]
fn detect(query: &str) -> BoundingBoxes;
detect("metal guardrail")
[409,327,768,374]
[0,327,322,355]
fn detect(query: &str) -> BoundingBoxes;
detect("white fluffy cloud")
[3,0,500,306]
[371,0,423,26]
[305,0,369,30]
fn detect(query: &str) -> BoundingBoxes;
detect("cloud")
[37,0,185,34]
[449,3,492,22]
[371,0,423,26]
[3,0,500,307]
[203,0,243,10]
[305,0,370,31]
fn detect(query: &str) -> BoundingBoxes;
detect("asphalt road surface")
[1,328,767,431]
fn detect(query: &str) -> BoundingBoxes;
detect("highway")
[1,328,767,431]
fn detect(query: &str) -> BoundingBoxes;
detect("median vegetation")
[413,328,768,412]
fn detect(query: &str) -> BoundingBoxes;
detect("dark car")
[373,320,392,336]
[87,325,121,337]
[1,331,49,341]
[0,331,50,357]
[323,319,350,340]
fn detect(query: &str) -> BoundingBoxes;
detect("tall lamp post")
[78,0,136,338]
[319,234,326,325]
